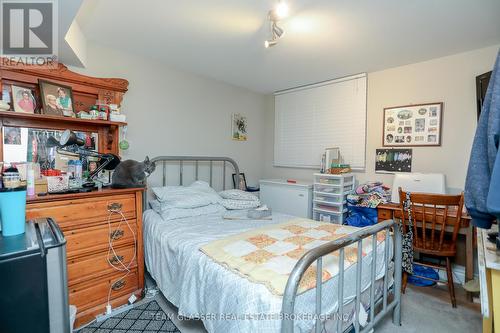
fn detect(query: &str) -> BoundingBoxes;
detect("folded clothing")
[221,198,261,210]
[219,189,259,201]
[152,181,222,208]
[349,181,391,208]
[355,181,390,195]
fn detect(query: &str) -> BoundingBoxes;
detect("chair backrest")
[398,188,464,253]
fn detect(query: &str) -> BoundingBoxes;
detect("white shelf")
[312,173,355,224]
[313,207,348,214]
[313,191,347,197]
[313,199,347,206]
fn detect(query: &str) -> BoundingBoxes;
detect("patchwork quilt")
[200,218,386,295]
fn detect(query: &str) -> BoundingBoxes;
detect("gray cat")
[111,156,156,188]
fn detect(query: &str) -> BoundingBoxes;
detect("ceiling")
[76,0,500,93]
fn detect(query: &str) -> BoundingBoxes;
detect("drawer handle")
[111,279,126,291]
[110,229,125,240]
[109,255,124,265]
[108,202,123,213]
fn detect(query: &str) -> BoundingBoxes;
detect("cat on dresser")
[111,156,156,188]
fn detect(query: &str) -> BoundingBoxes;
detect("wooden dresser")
[0,59,140,327]
[26,188,145,327]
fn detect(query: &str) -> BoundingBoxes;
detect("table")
[477,225,499,333]
[377,202,474,288]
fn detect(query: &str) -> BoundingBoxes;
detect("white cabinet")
[313,173,355,224]
[259,179,313,218]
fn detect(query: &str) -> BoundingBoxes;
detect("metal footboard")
[281,219,402,333]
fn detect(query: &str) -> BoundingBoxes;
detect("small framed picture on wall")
[383,102,443,147]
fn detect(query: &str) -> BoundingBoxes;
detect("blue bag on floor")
[408,263,439,287]
[345,206,377,227]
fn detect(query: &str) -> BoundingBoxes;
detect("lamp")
[59,129,85,147]
[55,130,120,187]
[275,1,289,19]
[264,39,278,48]
[264,1,287,48]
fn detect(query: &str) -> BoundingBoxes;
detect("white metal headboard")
[149,155,240,189]
[144,156,240,210]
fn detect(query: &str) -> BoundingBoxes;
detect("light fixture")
[272,23,285,38]
[275,1,289,19]
[264,1,288,48]
[264,39,277,48]
[59,129,85,147]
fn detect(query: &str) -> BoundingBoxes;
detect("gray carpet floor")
[131,272,482,333]
[376,286,482,333]
[151,285,482,333]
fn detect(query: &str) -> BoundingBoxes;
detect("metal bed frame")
[146,156,402,333]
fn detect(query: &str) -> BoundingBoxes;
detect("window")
[274,73,367,169]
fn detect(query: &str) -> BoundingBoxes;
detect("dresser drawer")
[26,194,137,230]
[69,269,139,313]
[65,220,137,258]
[68,244,137,286]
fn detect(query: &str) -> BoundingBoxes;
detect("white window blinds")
[274,73,367,169]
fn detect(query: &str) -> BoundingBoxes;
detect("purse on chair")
[401,192,414,275]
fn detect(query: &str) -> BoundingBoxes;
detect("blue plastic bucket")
[0,187,27,236]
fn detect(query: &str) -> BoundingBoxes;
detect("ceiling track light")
[264,1,288,48]
[272,23,284,39]
[264,39,278,48]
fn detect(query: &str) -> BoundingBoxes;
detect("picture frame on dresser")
[383,102,443,147]
[11,85,37,113]
[38,79,75,117]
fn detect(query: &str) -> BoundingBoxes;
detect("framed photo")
[383,102,443,146]
[375,148,412,173]
[232,113,247,141]
[38,79,75,117]
[11,85,36,113]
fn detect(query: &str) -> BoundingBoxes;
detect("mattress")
[143,209,393,333]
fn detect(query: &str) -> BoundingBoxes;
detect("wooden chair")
[398,188,465,307]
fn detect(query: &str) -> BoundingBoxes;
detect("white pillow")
[150,200,226,220]
[152,181,221,208]
[221,198,261,210]
[219,189,259,201]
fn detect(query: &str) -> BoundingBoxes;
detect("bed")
[143,156,402,333]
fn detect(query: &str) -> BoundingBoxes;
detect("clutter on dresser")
[313,173,355,224]
[75,100,126,122]
[54,129,120,188]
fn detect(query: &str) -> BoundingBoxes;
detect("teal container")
[0,187,27,236]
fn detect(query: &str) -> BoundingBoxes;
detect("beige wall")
[70,43,268,188]
[263,44,500,192]
[70,43,499,192]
